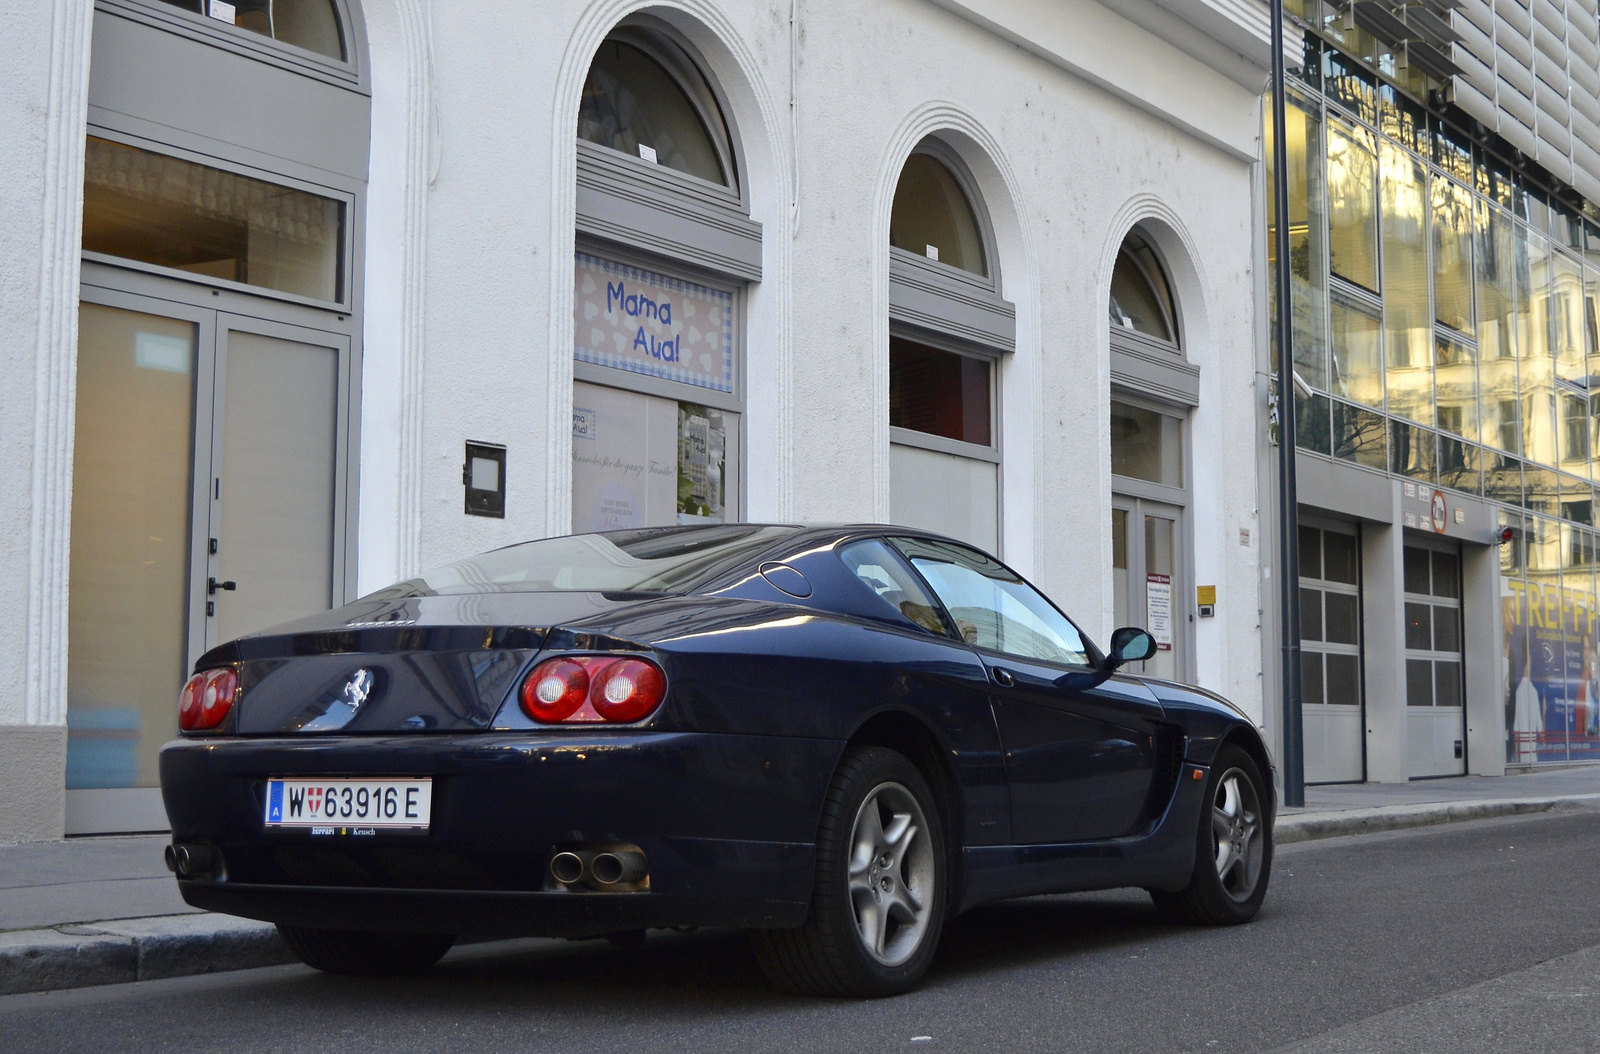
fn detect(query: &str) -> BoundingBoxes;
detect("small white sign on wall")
[209,0,236,23]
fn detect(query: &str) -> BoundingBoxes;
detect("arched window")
[890,154,986,276]
[570,22,757,535]
[151,0,347,60]
[1110,233,1178,345]
[886,140,1014,554]
[1107,228,1196,404]
[579,32,734,188]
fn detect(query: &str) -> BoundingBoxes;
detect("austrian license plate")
[263,777,432,833]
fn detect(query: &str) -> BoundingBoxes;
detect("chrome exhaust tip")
[550,851,587,885]
[172,844,213,877]
[164,843,179,873]
[590,849,647,886]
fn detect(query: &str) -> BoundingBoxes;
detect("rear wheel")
[278,925,456,976]
[750,746,946,997]
[1149,744,1272,925]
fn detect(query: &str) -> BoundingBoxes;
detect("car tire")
[1149,744,1273,926]
[749,745,947,998]
[278,925,456,976]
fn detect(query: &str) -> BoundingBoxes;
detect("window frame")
[578,25,740,196]
[98,0,366,91]
[1109,232,1181,351]
[81,127,359,312]
[574,18,760,283]
[888,140,1014,355]
[889,141,998,288]
[887,326,1001,464]
[836,537,960,640]
[1108,226,1197,406]
[890,535,1101,670]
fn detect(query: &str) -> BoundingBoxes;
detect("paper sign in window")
[1146,573,1173,651]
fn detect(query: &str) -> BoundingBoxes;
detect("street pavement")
[3,804,1599,1052]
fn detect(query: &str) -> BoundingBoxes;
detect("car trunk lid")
[210,590,665,734]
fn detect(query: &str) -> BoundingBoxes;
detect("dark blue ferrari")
[161,524,1274,996]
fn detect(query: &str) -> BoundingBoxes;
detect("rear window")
[368,525,801,597]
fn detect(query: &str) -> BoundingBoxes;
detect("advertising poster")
[676,403,728,524]
[1503,575,1600,763]
[574,253,735,394]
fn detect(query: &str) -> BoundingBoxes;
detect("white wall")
[353,0,1267,720]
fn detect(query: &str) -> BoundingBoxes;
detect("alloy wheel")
[847,781,935,966]
[1209,767,1263,903]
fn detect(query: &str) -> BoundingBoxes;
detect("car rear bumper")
[160,730,840,936]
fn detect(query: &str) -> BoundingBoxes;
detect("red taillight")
[590,659,667,723]
[179,668,237,731]
[519,655,667,725]
[519,658,590,723]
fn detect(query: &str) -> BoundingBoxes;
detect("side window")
[896,539,1090,666]
[839,539,950,636]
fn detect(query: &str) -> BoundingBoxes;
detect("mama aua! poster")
[573,253,734,394]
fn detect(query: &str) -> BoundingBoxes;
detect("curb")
[1274,793,1600,845]
[0,914,295,997]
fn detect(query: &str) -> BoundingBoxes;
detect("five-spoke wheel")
[1209,765,1264,903]
[750,746,947,996]
[1149,744,1273,925]
[847,780,936,966]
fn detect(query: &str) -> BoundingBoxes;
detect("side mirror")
[1107,627,1158,669]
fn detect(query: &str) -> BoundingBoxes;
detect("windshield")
[366,525,801,598]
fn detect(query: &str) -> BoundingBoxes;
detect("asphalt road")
[4,808,1600,1054]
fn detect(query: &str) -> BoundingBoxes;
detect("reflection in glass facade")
[1270,38,1600,765]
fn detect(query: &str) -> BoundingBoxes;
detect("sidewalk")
[4,767,1599,997]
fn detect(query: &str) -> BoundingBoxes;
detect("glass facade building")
[1272,28,1600,769]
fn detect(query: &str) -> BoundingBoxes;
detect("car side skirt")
[957,763,1208,909]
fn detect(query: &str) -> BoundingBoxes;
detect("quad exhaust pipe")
[548,843,648,891]
[591,848,647,886]
[549,851,587,885]
[164,843,216,878]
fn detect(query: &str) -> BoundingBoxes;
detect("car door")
[894,537,1167,844]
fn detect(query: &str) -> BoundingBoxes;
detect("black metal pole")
[1269,0,1305,807]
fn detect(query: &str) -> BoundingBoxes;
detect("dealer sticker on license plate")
[263,777,432,833]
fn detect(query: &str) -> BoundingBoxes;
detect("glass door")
[1110,497,1185,680]
[204,318,348,647]
[68,291,349,812]
[68,299,211,792]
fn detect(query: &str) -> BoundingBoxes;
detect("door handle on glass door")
[208,578,237,594]
[991,668,1015,688]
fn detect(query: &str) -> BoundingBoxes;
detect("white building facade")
[0,0,1279,840]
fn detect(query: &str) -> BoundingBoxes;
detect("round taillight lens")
[590,658,667,724]
[520,659,590,723]
[178,673,206,731]
[181,668,237,732]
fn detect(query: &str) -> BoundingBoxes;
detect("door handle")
[208,577,237,595]
[991,668,1015,688]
